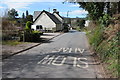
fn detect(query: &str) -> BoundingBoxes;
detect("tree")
[22,13,25,19]
[26,15,33,22]
[76,19,85,29]
[26,10,29,16]
[25,21,32,29]
[78,2,105,20]
[8,8,18,20]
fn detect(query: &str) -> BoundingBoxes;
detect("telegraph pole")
[67,11,70,17]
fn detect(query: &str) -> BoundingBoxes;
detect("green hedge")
[21,30,41,42]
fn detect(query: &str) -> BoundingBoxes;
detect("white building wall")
[33,12,56,30]
[31,25,36,30]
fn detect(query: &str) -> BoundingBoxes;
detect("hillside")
[86,14,120,77]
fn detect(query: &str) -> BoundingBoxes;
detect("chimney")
[53,9,59,14]
[53,9,57,13]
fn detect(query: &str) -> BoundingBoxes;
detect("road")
[2,30,104,78]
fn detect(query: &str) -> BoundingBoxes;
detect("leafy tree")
[22,13,25,19]
[78,2,105,20]
[26,15,33,22]
[26,10,29,16]
[25,21,32,30]
[76,19,85,29]
[8,8,18,20]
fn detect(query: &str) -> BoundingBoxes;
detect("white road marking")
[73,57,77,67]
[52,48,85,53]
[78,48,85,54]
[37,55,55,64]
[75,48,85,54]
[38,47,88,68]
[63,48,70,53]
[77,58,88,68]
[68,48,72,53]
[52,56,66,66]
[52,48,62,53]
[75,48,77,53]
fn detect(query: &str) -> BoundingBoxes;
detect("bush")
[87,24,119,77]
[89,26,104,49]
[25,21,32,30]
[76,27,81,31]
[23,30,41,42]
[96,35,119,77]
[99,13,111,27]
[63,23,69,32]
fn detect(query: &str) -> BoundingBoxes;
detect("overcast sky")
[0,0,88,18]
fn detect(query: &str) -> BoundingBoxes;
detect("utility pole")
[67,11,70,17]
[48,8,50,12]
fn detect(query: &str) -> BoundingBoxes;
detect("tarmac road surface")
[2,30,104,78]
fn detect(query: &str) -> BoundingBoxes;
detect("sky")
[0,0,88,18]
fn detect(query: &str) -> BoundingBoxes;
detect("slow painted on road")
[2,30,104,78]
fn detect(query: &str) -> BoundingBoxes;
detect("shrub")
[23,30,41,42]
[89,26,104,49]
[99,13,111,27]
[25,21,32,30]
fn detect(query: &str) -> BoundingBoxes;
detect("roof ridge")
[33,10,62,24]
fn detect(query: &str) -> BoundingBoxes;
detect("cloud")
[3,2,32,9]
[60,9,88,16]
[1,0,65,10]
[70,10,88,15]
[69,4,80,7]
[1,0,65,3]
[0,6,5,9]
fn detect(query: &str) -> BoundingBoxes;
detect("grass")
[86,24,119,77]
[2,40,23,46]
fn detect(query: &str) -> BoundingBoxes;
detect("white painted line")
[78,48,85,54]
[52,48,63,53]
[52,56,66,66]
[37,55,55,64]
[75,48,78,53]
[73,57,77,67]
[68,48,72,53]
[77,58,88,68]
[37,55,50,64]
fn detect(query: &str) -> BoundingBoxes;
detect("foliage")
[77,2,105,20]
[87,24,119,77]
[24,30,41,42]
[22,13,25,19]
[25,21,32,30]
[76,19,85,29]
[96,34,119,77]
[26,15,33,22]
[76,27,81,31]
[63,23,69,32]
[26,10,29,16]
[89,26,104,49]
[2,40,22,46]
[8,8,18,20]
[99,13,111,27]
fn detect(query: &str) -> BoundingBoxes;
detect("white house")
[32,9,64,31]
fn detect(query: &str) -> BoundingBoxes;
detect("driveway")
[2,30,105,78]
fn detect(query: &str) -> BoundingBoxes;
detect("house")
[32,9,64,31]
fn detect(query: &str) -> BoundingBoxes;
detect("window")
[36,25,42,29]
